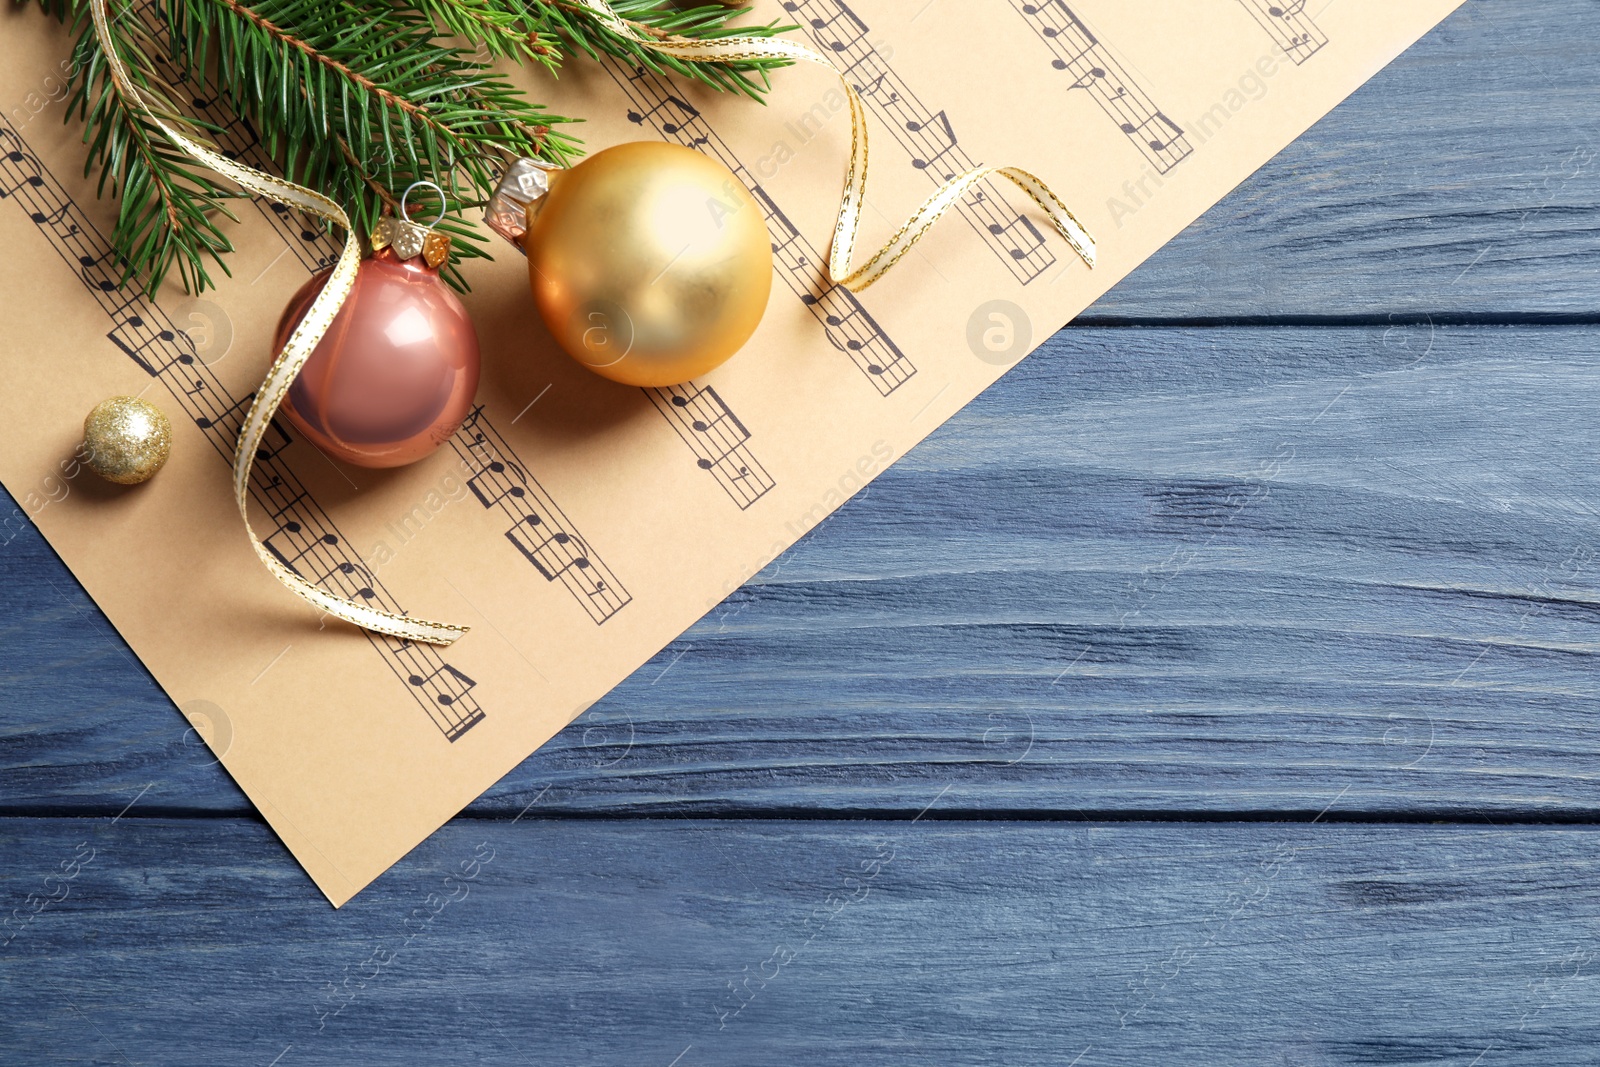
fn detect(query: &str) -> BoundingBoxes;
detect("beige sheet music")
[0,0,1464,904]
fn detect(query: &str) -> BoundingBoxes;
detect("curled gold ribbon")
[90,0,469,646]
[572,0,1098,289]
[87,0,1094,650]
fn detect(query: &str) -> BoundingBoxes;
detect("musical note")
[407,663,476,708]
[509,524,593,584]
[28,202,78,239]
[855,71,900,108]
[678,390,746,453]
[0,149,44,197]
[987,214,1047,262]
[1122,111,1185,153]
[263,519,339,575]
[823,301,861,335]
[254,421,293,462]
[1237,0,1327,63]
[79,253,120,295]
[194,393,253,433]
[317,559,377,602]
[600,47,917,394]
[1,103,489,744]
[467,459,529,509]
[1011,0,1194,172]
[626,95,701,137]
[907,111,960,177]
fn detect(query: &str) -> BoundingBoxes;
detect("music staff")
[1010,0,1194,173]
[1235,0,1328,65]
[647,384,776,510]
[625,90,707,143]
[1,114,486,743]
[785,0,1058,285]
[602,54,914,397]
[139,1,622,638]
[139,0,626,633]
[451,409,631,624]
[0,145,44,198]
[390,649,483,739]
[137,10,343,275]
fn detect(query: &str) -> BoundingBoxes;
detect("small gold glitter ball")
[82,396,172,485]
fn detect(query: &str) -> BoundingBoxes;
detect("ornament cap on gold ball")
[487,146,773,389]
[485,156,563,249]
[83,395,171,485]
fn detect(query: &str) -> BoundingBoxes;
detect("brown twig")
[209,0,469,149]
[336,134,400,209]
[93,26,198,232]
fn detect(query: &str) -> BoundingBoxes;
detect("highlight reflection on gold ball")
[527,142,773,387]
[83,395,171,485]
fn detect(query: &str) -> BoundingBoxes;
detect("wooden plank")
[2,817,1598,1064]
[6,323,1599,818]
[1086,0,1600,320]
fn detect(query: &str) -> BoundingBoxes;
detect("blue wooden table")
[4,2,1600,1063]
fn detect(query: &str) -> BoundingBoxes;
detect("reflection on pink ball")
[276,247,479,469]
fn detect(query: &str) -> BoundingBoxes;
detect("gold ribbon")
[89,0,469,646]
[88,0,1095,649]
[571,0,1098,289]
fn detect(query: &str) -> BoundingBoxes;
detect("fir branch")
[39,0,799,295]
[166,0,577,167]
[161,0,582,287]
[48,0,238,294]
[407,0,561,68]
[530,1,795,100]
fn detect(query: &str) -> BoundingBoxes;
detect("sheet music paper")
[0,0,1464,904]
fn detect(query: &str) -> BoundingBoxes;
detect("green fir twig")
[37,0,793,294]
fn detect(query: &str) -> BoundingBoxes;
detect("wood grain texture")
[6,324,1598,817]
[1089,0,1600,321]
[4,818,1600,1066]
[2,4,1597,1062]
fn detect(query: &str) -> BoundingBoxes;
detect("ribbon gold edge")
[572,0,1099,289]
[90,0,469,646]
[86,0,1097,650]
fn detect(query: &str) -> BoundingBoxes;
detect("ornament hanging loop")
[86,0,470,645]
[375,182,452,268]
[400,180,447,230]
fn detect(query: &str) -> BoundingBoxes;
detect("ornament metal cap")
[371,181,451,268]
[485,157,562,253]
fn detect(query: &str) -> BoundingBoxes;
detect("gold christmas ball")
[83,396,171,485]
[527,142,773,388]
